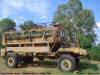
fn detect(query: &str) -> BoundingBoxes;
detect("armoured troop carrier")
[1,23,88,72]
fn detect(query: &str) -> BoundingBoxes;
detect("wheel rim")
[8,57,14,66]
[61,59,72,71]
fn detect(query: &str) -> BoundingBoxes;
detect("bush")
[89,46,100,61]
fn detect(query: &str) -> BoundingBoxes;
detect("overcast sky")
[0,0,100,44]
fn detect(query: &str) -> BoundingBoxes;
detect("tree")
[53,0,96,49]
[0,18,16,47]
[76,9,96,48]
[0,18,16,32]
[19,21,36,42]
[97,43,100,47]
[20,21,36,31]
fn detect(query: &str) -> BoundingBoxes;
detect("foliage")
[89,46,100,60]
[53,0,96,49]
[0,18,16,32]
[79,34,92,49]
[0,18,16,46]
[20,21,36,31]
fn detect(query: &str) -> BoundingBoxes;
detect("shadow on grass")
[33,60,57,68]
[18,60,57,68]
[18,60,99,72]
[79,61,99,72]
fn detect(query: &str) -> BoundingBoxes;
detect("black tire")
[57,54,76,72]
[39,58,44,61]
[5,53,18,68]
[23,56,33,64]
[75,57,80,64]
[75,57,80,69]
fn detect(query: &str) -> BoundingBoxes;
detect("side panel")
[58,48,80,54]
[7,47,49,53]
[58,47,88,56]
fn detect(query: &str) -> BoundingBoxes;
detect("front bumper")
[80,48,89,58]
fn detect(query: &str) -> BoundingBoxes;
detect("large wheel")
[57,54,76,72]
[39,57,44,61]
[75,57,80,69]
[5,53,18,68]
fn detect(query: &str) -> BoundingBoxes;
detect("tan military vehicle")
[1,23,88,72]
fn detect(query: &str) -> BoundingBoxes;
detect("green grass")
[79,60,100,75]
[0,58,100,75]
